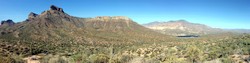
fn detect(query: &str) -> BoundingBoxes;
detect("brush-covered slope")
[143,20,223,36]
[0,5,169,56]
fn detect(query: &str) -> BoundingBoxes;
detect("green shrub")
[89,54,110,63]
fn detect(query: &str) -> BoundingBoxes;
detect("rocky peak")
[50,5,64,13]
[0,19,15,26]
[28,12,38,19]
[39,5,69,18]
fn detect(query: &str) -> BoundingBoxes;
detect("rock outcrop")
[0,19,15,26]
[50,5,64,13]
[28,12,38,19]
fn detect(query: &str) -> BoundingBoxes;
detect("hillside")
[1,5,250,63]
[143,20,225,36]
[0,5,170,57]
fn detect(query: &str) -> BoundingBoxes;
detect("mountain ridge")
[143,20,250,36]
[0,5,170,56]
[143,20,223,36]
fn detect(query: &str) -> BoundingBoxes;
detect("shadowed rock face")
[0,19,15,26]
[50,5,64,13]
[28,12,38,19]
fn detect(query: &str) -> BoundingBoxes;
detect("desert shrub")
[185,45,204,63]
[128,57,145,63]
[89,54,110,63]
[144,58,161,63]
[40,55,51,63]
[220,58,234,63]
[0,56,14,63]
[110,54,134,63]
[0,54,25,63]
[118,55,134,63]
[40,55,70,63]
[71,53,89,63]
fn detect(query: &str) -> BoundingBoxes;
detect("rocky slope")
[143,20,223,36]
[0,5,170,56]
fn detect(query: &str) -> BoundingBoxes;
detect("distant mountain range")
[143,20,250,36]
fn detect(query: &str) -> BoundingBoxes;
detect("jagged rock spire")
[28,12,38,19]
[39,5,68,18]
[50,5,64,13]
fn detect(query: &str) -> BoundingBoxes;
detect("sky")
[0,0,249,29]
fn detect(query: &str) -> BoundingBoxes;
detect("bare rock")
[112,16,131,20]
[0,19,15,26]
[28,12,38,19]
[50,5,64,13]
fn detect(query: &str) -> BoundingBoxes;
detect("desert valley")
[0,5,250,63]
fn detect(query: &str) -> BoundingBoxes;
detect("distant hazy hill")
[143,20,225,36]
[224,29,250,33]
[0,5,169,56]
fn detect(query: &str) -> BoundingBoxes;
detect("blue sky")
[0,0,249,29]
